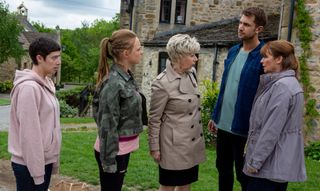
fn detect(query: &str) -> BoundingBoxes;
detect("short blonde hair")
[166,34,200,62]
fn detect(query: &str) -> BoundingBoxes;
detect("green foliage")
[31,21,55,32]
[0,80,13,93]
[59,99,78,118]
[31,15,120,83]
[200,79,219,145]
[60,15,120,83]
[56,86,84,104]
[57,86,85,117]
[295,0,313,52]
[0,0,24,63]
[305,142,320,161]
[295,0,320,131]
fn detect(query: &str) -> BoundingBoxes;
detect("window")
[175,0,187,24]
[160,0,172,23]
[158,52,169,74]
[158,52,199,74]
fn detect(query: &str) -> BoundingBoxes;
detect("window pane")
[175,0,187,24]
[160,0,172,23]
[158,52,169,74]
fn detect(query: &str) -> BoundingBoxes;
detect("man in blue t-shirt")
[208,7,267,191]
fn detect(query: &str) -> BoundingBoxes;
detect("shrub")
[56,86,85,108]
[200,79,219,145]
[59,99,78,118]
[305,142,320,162]
[0,80,13,93]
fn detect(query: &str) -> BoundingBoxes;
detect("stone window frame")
[158,52,169,74]
[158,51,199,74]
[160,0,172,23]
[174,0,187,24]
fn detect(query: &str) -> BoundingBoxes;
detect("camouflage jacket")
[96,63,143,173]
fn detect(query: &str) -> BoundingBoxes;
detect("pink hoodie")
[8,69,61,185]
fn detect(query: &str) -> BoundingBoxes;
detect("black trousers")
[12,162,52,191]
[94,150,130,191]
[247,177,288,191]
[216,129,248,191]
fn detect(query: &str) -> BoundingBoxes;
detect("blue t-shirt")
[217,49,249,135]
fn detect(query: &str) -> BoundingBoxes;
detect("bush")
[0,80,13,93]
[56,86,84,108]
[59,99,78,118]
[200,79,219,145]
[305,142,320,161]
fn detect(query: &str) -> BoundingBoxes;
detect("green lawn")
[0,131,319,191]
[60,117,94,124]
[0,98,10,106]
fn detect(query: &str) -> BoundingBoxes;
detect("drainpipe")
[125,0,134,30]
[287,0,295,42]
[212,44,219,81]
[129,0,134,30]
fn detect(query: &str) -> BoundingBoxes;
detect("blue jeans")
[12,162,53,191]
[247,177,288,191]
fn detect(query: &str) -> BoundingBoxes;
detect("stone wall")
[298,0,320,141]
[190,0,281,25]
[0,58,17,82]
[0,55,32,82]
[120,0,282,41]
[278,0,320,141]
[141,46,220,108]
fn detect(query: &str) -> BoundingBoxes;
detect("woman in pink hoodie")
[8,37,62,191]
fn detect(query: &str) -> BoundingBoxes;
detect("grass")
[60,117,94,124]
[1,130,319,191]
[0,98,10,106]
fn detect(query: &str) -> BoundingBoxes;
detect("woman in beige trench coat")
[148,34,206,191]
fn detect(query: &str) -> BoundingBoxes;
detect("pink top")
[9,70,61,185]
[94,135,139,155]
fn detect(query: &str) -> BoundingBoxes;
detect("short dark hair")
[242,7,267,27]
[29,37,61,65]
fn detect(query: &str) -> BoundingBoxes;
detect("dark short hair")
[242,7,267,27]
[29,37,61,65]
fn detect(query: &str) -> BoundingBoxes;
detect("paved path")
[0,105,10,131]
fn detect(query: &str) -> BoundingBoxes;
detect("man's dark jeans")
[247,176,288,191]
[12,162,53,191]
[216,129,248,191]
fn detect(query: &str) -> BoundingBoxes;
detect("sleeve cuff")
[33,176,44,185]
[149,142,160,151]
[102,163,117,173]
[249,158,262,170]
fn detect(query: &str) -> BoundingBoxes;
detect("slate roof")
[17,16,38,32]
[144,14,280,47]
[16,16,58,50]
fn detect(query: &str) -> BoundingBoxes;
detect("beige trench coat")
[148,62,206,170]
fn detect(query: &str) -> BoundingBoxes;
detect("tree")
[31,21,54,33]
[0,1,24,64]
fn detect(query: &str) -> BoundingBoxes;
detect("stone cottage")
[0,3,61,84]
[119,0,281,99]
[119,0,320,141]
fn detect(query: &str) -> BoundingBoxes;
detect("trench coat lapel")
[179,72,199,95]
[166,60,200,95]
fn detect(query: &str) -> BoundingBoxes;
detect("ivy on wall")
[295,0,319,130]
